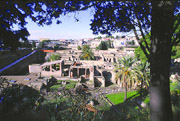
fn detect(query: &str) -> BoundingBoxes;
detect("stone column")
[89,67,94,81]
[59,63,61,71]
[101,79,105,87]
[59,63,62,77]
[85,68,87,78]
[77,68,79,77]
[50,65,52,72]
[112,72,116,83]
[117,78,120,85]
[71,69,73,78]
[69,69,71,78]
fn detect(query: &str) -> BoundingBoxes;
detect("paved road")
[0,50,37,73]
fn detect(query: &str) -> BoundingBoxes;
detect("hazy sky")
[26,9,98,40]
[25,8,132,40]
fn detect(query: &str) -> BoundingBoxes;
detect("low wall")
[29,64,41,73]
[41,71,62,77]
[94,76,105,87]
[0,50,32,69]
[0,51,46,75]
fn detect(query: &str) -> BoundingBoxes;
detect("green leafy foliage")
[127,40,135,45]
[40,91,103,121]
[171,45,180,59]
[135,34,180,61]
[0,77,102,121]
[95,46,99,50]
[81,45,95,60]
[48,54,60,62]
[96,36,102,39]
[134,36,150,63]
[107,40,113,48]
[50,80,77,91]
[98,41,108,50]
[0,78,43,120]
[134,61,150,90]
[114,56,138,101]
[38,41,45,49]
[20,40,32,48]
[32,41,36,48]
[77,45,81,50]
[97,40,113,50]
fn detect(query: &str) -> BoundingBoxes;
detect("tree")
[114,56,137,101]
[81,45,94,60]
[95,46,99,50]
[171,45,180,59]
[87,1,177,120]
[135,35,151,63]
[32,41,36,48]
[105,35,114,39]
[48,54,60,62]
[96,36,102,39]
[1,1,180,120]
[20,40,32,49]
[135,34,180,62]
[116,35,120,39]
[127,40,135,45]
[107,40,112,48]
[38,41,45,49]
[77,46,81,50]
[98,41,108,50]
[134,61,150,96]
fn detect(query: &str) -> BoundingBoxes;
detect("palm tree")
[114,56,137,101]
[134,61,150,96]
[81,45,95,60]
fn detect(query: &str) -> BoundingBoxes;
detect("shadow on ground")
[0,77,48,121]
[102,90,150,121]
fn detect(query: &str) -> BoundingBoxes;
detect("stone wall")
[29,64,41,73]
[0,50,32,69]
[0,51,45,75]
[94,76,105,87]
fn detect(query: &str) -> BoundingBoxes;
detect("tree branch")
[133,26,150,61]
[136,15,150,52]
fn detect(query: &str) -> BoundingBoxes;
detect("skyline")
[25,8,130,40]
[26,9,97,40]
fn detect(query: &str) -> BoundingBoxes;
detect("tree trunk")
[140,79,143,97]
[150,1,174,121]
[124,82,127,101]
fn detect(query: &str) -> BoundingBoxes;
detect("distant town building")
[90,40,101,48]
[39,38,50,42]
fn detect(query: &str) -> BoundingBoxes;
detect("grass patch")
[65,81,76,89]
[102,100,150,121]
[95,98,111,111]
[106,91,139,105]
[50,80,77,91]
[50,84,61,91]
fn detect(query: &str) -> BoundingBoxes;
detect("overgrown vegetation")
[114,56,138,101]
[50,80,77,91]
[77,46,81,50]
[96,40,112,50]
[0,77,102,121]
[48,54,60,62]
[80,45,95,60]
